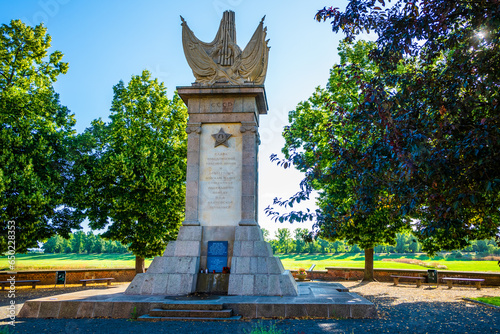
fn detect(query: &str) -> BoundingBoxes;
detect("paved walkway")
[2,281,499,333]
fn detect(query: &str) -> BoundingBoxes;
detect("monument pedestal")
[125,86,297,296]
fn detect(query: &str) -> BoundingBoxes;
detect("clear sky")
[1,0,353,237]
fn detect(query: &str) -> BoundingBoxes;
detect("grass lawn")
[0,253,153,270]
[472,297,500,307]
[1,252,499,272]
[277,253,500,272]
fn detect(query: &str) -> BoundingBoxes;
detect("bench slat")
[80,278,114,287]
[442,278,484,282]
[390,275,425,280]
[0,280,40,290]
[0,280,40,284]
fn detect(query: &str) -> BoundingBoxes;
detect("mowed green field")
[1,253,499,272]
[278,253,500,272]
[0,253,153,271]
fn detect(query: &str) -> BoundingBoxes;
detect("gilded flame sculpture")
[180,10,270,86]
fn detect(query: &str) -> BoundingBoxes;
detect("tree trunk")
[362,248,375,282]
[135,255,145,274]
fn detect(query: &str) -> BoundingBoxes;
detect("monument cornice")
[177,85,268,115]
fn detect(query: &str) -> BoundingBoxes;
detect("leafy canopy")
[267,40,408,251]
[81,70,188,260]
[0,20,79,253]
[314,0,500,253]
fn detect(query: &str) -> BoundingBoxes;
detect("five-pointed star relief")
[212,128,232,147]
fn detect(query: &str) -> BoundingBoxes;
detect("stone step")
[149,308,233,318]
[138,314,242,322]
[160,303,224,311]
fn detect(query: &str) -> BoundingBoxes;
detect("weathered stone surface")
[152,274,169,295]
[241,275,255,295]
[179,274,197,294]
[232,241,242,257]
[240,241,254,256]
[257,257,268,274]
[267,275,281,295]
[124,273,145,295]
[163,242,176,256]
[254,241,273,257]
[329,304,351,319]
[37,301,61,318]
[285,304,308,318]
[304,304,329,318]
[235,226,263,241]
[350,303,378,319]
[165,274,182,295]
[111,302,134,318]
[140,275,155,295]
[227,274,243,295]
[279,271,298,296]
[235,257,250,274]
[146,257,168,274]
[172,256,199,274]
[18,301,40,318]
[253,274,269,295]
[58,301,81,319]
[91,302,114,318]
[266,257,283,274]
[177,226,203,241]
[256,303,285,318]
[174,241,201,257]
[198,123,242,227]
[76,302,95,318]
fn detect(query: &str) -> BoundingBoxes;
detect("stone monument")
[125,10,297,296]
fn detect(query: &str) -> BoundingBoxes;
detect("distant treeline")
[42,231,129,254]
[265,228,500,256]
[42,229,500,256]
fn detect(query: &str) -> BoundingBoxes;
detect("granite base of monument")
[124,225,298,296]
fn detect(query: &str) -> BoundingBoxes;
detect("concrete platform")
[18,281,377,319]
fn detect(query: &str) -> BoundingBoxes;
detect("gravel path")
[1,281,499,334]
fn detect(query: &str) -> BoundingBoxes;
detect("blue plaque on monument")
[207,241,228,273]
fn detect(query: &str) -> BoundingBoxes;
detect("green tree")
[293,228,309,254]
[267,40,408,280]
[93,237,104,254]
[315,1,500,253]
[395,233,409,254]
[42,235,61,253]
[275,228,293,254]
[0,20,82,253]
[84,232,95,254]
[82,70,187,273]
[71,231,85,253]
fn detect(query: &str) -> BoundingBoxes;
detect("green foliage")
[42,231,128,254]
[315,1,500,254]
[80,70,188,260]
[0,20,81,253]
[274,228,292,254]
[266,40,408,267]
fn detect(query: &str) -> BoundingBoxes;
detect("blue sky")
[1,0,353,236]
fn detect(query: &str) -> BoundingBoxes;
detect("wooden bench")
[80,278,114,287]
[0,280,40,290]
[390,275,426,287]
[441,277,485,290]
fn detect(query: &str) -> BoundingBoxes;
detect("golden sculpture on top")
[180,10,270,86]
